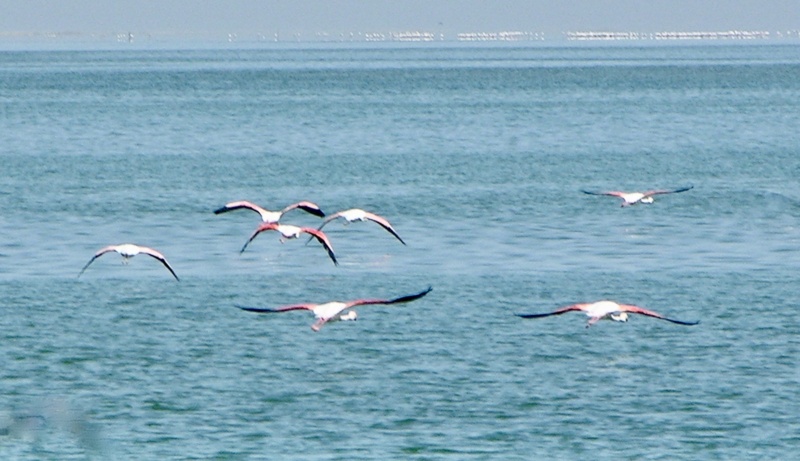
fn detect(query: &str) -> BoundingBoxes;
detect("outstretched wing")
[301,228,338,266]
[515,304,586,319]
[235,303,315,314]
[363,211,406,245]
[77,245,117,278]
[315,211,344,231]
[350,286,433,307]
[282,201,325,218]
[643,185,694,197]
[305,211,345,245]
[240,223,277,253]
[582,190,626,198]
[138,246,180,281]
[619,304,699,325]
[214,200,269,217]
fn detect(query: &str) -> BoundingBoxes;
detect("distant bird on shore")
[236,286,432,331]
[214,200,325,223]
[516,300,698,328]
[582,185,693,206]
[78,244,180,281]
[240,223,338,266]
[308,208,406,245]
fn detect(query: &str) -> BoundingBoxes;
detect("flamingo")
[308,208,406,245]
[78,244,180,281]
[240,223,338,266]
[236,286,432,331]
[582,185,693,206]
[516,300,698,328]
[214,200,325,223]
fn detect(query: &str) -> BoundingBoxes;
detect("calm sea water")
[1,43,799,460]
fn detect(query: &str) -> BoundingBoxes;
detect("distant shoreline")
[1,28,799,51]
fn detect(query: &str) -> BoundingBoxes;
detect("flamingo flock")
[77,184,697,332]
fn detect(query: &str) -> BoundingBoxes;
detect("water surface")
[1,43,799,460]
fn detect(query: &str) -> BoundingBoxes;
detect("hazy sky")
[2,1,798,39]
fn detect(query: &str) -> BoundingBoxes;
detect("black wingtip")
[213,206,228,215]
[235,304,276,314]
[388,286,432,304]
[670,318,700,326]
[515,312,553,319]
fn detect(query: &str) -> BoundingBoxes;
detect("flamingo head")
[340,311,358,322]
[610,312,629,322]
[640,196,654,204]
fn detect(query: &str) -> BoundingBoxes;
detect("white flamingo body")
[214,200,324,223]
[314,208,405,245]
[310,301,360,326]
[583,186,693,206]
[236,286,432,331]
[78,244,180,281]
[516,300,698,328]
[240,223,338,266]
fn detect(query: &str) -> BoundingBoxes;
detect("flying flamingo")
[308,208,406,245]
[516,300,698,328]
[236,286,432,331]
[214,200,325,223]
[240,223,338,266]
[582,185,693,207]
[78,244,180,281]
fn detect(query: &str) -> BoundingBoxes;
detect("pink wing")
[618,304,698,325]
[363,211,406,245]
[642,185,694,197]
[136,246,180,281]
[93,245,120,258]
[236,303,316,314]
[283,201,325,218]
[305,211,345,246]
[77,245,119,278]
[240,223,279,253]
[516,303,588,319]
[348,286,433,308]
[315,211,346,231]
[214,200,270,217]
[301,228,338,266]
[582,190,626,198]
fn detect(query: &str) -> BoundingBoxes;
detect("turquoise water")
[1,44,799,459]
